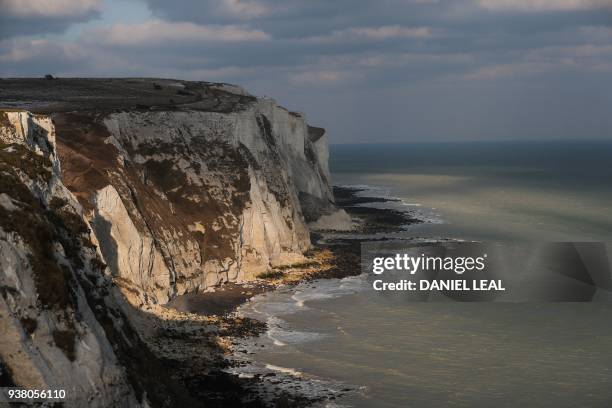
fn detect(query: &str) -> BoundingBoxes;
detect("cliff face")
[52,91,340,304]
[0,111,141,406]
[0,79,349,405]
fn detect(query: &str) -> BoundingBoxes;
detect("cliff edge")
[0,78,351,406]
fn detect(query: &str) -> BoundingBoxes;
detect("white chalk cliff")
[0,111,141,406]
[0,79,351,406]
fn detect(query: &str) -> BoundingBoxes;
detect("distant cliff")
[0,78,351,406]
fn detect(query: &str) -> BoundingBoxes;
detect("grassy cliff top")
[0,77,257,114]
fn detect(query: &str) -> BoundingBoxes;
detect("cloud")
[0,0,103,39]
[530,43,612,58]
[0,36,89,74]
[477,0,612,12]
[0,0,102,18]
[84,20,271,46]
[353,52,472,68]
[289,69,358,84]
[2,0,612,141]
[144,0,273,22]
[462,62,552,79]
[216,0,269,19]
[306,25,432,43]
[348,25,432,40]
[460,41,612,80]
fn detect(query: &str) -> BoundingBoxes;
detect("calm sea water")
[331,141,612,241]
[236,141,612,407]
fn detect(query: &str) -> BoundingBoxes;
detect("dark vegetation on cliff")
[54,110,255,276]
[0,78,257,113]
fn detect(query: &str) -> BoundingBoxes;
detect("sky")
[1,0,612,143]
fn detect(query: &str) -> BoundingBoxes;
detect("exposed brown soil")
[54,111,259,283]
[53,113,118,206]
[51,329,77,361]
[0,112,12,128]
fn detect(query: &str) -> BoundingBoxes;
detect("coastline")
[157,185,425,406]
[0,83,366,407]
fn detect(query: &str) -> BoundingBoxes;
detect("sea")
[231,141,612,407]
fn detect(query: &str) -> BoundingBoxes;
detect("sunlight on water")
[331,141,612,242]
[333,171,612,241]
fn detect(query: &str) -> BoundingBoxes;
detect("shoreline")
[155,185,424,406]
[167,185,422,318]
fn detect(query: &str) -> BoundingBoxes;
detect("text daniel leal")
[370,253,505,292]
[373,279,505,291]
